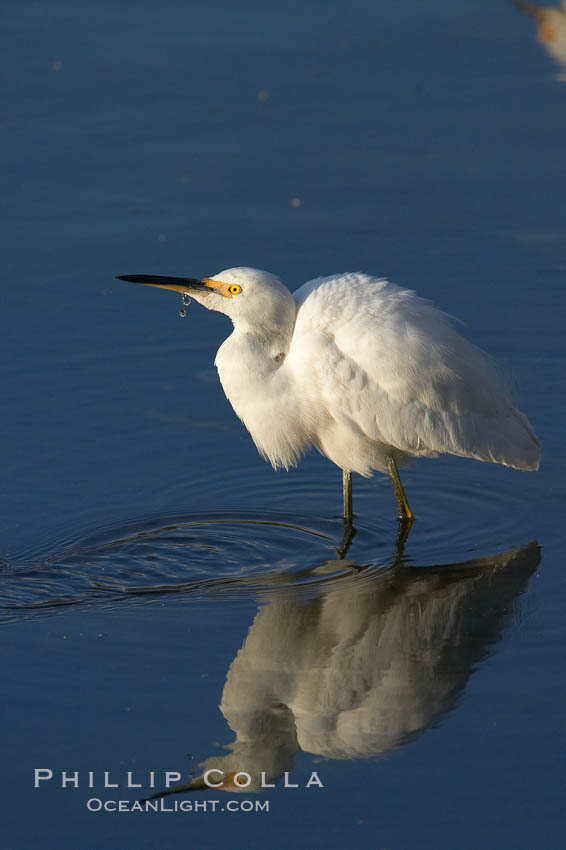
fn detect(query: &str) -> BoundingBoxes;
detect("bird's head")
[509,0,566,47]
[117,266,296,338]
[139,739,296,803]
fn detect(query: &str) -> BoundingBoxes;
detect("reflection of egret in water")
[146,541,539,799]
[511,0,566,78]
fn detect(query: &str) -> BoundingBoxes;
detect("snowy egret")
[510,0,566,78]
[117,268,540,526]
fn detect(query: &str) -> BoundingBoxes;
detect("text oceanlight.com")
[86,798,270,813]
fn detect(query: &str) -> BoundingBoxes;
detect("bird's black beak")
[139,775,209,803]
[115,274,213,294]
[508,0,544,19]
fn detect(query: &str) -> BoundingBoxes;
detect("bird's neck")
[216,326,291,382]
[214,327,302,467]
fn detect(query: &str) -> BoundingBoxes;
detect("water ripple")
[0,491,540,622]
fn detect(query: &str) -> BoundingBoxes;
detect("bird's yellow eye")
[228,284,242,296]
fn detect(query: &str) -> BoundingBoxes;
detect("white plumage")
[212,268,539,474]
[119,266,540,520]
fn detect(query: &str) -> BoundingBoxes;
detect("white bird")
[510,0,566,79]
[117,267,540,525]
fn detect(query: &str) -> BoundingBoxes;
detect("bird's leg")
[393,518,412,563]
[387,457,414,523]
[342,469,353,525]
[336,524,356,560]
[335,469,356,559]
[387,457,414,561]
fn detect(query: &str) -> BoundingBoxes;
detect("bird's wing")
[289,273,539,471]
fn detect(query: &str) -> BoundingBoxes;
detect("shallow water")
[2,0,566,847]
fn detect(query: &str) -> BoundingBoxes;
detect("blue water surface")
[2,0,565,848]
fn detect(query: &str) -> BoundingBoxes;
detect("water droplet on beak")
[179,292,192,318]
